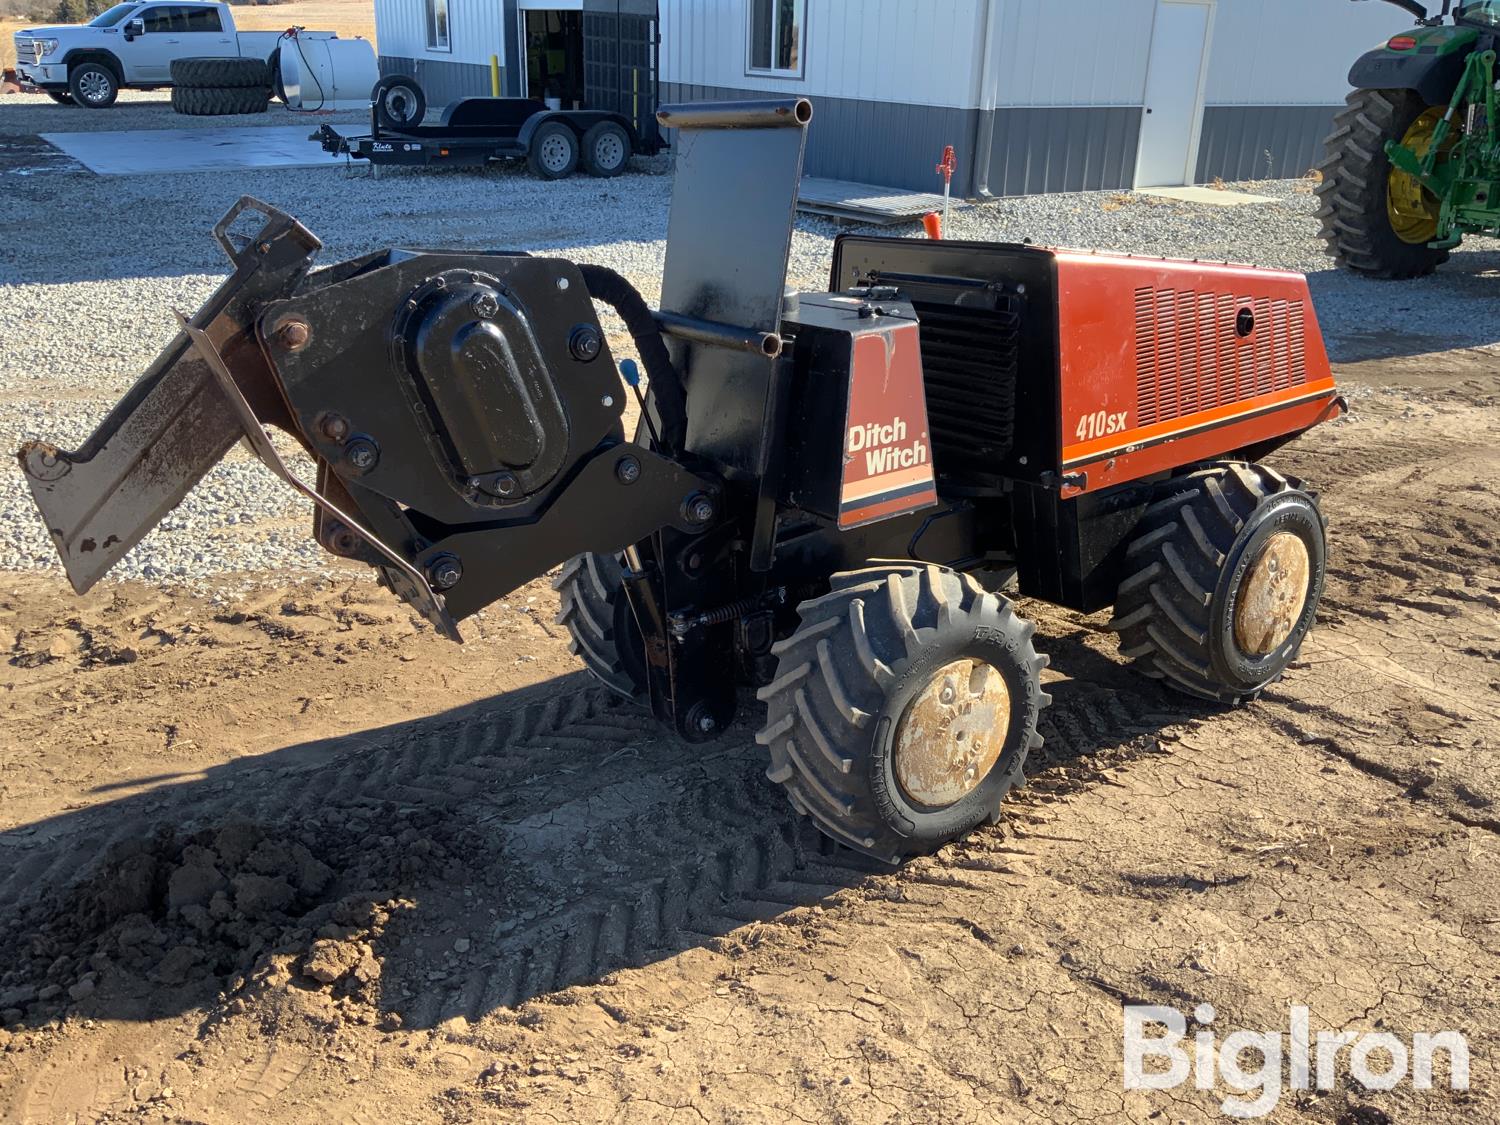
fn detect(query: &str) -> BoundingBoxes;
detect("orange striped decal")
[1062,380,1338,468]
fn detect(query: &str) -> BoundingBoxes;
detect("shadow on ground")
[1309,256,1500,361]
[0,634,1211,1033]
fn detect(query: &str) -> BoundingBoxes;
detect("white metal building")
[374,0,1404,196]
[373,0,657,126]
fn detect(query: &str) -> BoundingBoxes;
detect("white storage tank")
[279,33,379,113]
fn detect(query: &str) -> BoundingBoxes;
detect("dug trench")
[0,349,1497,1122]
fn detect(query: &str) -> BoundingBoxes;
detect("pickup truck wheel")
[581,121,631,177]
[171,85,269,116]
[68,63,118,108]
[170,56,269,88]
[527,121,580,180]
[45,91,75,105]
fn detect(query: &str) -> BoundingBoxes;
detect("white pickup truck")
[13,1,311,107]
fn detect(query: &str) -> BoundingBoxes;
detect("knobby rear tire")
[1316,88,1449,279]
[1111,462,1326,705]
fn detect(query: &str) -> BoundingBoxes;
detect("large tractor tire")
[553,552,647,700]
[758,564,1050,863]
[1316,88,1451,279]
[171,85,269,117]
[170,56,270,89]
[1111,462,1326,705]
[267,47,287,105]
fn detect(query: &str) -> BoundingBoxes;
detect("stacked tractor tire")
[170,57,270,117]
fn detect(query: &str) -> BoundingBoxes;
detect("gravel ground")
[3,91,1499,582]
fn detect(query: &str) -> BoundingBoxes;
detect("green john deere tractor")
[1319,0,1500,277]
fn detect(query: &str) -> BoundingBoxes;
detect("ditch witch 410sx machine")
[20,100,1344,863]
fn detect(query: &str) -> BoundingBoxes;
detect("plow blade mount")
[17,197,718,640]
[18,198,322,595]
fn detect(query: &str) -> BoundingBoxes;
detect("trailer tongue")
[18,100,1342,861]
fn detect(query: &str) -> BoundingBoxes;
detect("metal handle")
[656,99,812,131]
[212,195,297,262]
[653,309,782,357]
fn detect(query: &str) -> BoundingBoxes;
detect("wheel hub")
[893,659,1009,808]
[596,134,624,169]
[1233,531,1311,656]
[541,136,570,172]
[79,71,110,103]
[1387,108,1445,246]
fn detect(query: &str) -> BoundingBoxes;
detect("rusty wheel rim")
[893,659,1010,809]
[1233,531,1311,657]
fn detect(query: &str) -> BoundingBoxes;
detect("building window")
[426,0,451,52]
[747,0,804,77]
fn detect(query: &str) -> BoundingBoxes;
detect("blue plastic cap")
[619,358,640,387]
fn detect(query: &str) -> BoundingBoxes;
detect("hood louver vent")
[1134,287,1307,426]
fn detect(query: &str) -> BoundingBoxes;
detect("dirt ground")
[0,342,1497,1123]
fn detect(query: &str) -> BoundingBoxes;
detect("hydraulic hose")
[577,264,688,452]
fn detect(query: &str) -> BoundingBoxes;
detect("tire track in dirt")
[4,399,1489,1057]
[318,666,1196,1025]
[0,640,1195,1044]
[1250,385,1500,839]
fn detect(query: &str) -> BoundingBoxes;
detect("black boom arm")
[1360,0,1443,23]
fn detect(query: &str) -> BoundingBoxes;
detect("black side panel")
[1348,47,1470,105]
[1011,482,1152,613]
[829,236,1059,487]
[583,4,660,147]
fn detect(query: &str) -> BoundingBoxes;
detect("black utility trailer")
[313,96,659,180]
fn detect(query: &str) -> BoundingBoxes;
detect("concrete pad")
[798,176,952,225]
[39,126,344,175]
[1136,185,1277,206]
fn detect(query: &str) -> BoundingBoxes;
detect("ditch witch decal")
[838,323,939,529]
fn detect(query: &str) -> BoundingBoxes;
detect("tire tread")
[1316,87,1449,278]
[758,565,1047,861]
[552,553,646,700]
[1111,462,1317,704]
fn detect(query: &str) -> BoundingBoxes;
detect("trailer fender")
[1348,26,1478,104]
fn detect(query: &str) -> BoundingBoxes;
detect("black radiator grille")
[912,297,1022,487]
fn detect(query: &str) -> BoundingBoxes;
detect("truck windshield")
[1456,1,1500,25]
[87,3,138,26]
